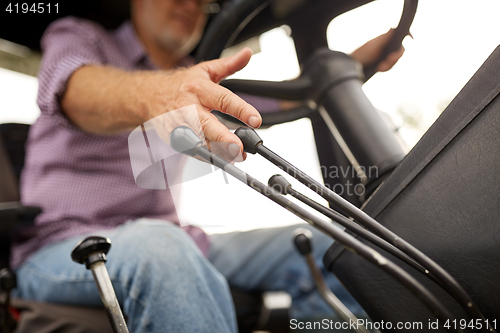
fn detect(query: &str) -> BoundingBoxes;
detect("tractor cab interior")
[1,0,499,332]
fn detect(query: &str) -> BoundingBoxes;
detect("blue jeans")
[14,219,363,332]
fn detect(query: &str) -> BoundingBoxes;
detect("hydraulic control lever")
[170,126,461,332]
[293,228,370,333]
[235,126,493,333]
[71,236,129,333]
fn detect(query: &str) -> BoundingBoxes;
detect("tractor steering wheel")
[195,0,418,126]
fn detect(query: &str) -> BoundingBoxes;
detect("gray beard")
[156,28,202,57]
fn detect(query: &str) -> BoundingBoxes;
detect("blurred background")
[1,0,500,233]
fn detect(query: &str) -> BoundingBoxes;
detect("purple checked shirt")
[13,17,228,268]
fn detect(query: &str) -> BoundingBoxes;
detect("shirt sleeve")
[36,16,108,127]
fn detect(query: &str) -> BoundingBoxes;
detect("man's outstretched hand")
[146,47,261,160]
[62,48,261,160]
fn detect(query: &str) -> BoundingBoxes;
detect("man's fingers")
[198,111,246,161]
[172,47,259,162]
[195,80,262,128]
[201,47,253,83]
[187,47,260,127]
[377,46,405,72]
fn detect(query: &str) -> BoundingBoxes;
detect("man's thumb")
[202,47,253,83]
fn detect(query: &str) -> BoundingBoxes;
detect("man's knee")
[108,219,204,264]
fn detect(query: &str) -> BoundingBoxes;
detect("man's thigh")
[15,219,225,306]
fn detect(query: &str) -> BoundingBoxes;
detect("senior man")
[12,0,404,331]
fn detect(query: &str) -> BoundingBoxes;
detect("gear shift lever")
[71,236,129,333]
[293,228,370,333]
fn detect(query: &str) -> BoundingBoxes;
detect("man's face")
[138,0,208,55]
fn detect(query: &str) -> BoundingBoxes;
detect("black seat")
[0,124,40,270]
[0,123,46,332]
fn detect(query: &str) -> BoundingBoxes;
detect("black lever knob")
[170,126,203,156]
[234,127,262,154]
[0,268,17,292]
[293,228,313,256]
[71,236,111,269]
[268,174,291,195]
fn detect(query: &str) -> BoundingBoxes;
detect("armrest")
[0,202,41,234]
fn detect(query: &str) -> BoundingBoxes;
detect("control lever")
[235,126,491,330]
[169,126,461,332]
[0,269,17,333]
[71,236,129,333]
[293,228,370,333]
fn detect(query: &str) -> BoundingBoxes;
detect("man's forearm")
[61,65,162,135]
[58,48,262,158]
